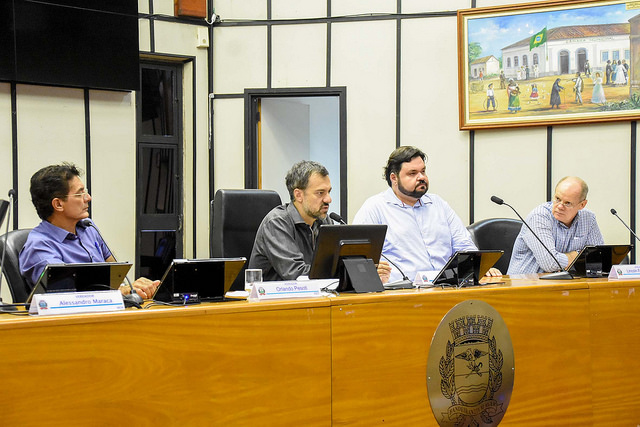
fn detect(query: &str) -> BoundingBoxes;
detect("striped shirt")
[507,202,603,274]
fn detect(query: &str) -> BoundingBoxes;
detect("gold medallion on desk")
[426,300,514,426]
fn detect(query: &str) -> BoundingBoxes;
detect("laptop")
[152,258,246,303]
[27,262,133,303]
[433,250,504,287]
[567,244,632,277]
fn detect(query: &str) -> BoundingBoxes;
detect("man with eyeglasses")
[19,163,159,298]
[507,176,603,275]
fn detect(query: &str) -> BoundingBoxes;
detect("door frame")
[135,60,184,278]
[244,87,348,216]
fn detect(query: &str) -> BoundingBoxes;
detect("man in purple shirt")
[19,163,159,298]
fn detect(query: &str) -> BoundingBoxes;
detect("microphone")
[0,200,8,228]
[491,195,573,280]
[330,212,413,288]
[79,218,142,307]
[610,208,640,244]
[329,212,346,224]
[0,191,18,310]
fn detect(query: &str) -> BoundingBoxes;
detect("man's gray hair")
[285,160,329,201]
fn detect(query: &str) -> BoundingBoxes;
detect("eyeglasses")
[64,189,90,200]
[552,196,582,209]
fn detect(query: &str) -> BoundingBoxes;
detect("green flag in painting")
[529,27,547,50]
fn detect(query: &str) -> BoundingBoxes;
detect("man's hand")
[485,267,502,277]
[376,260,392,284]
[120,277,160,299]
[565,250,579,266]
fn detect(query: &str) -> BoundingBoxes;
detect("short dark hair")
[30,163,82,220]
[285,160,329,201]
[384,146,427,186]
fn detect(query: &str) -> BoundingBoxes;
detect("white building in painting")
[470,55,500,79]
[501,23,632,79]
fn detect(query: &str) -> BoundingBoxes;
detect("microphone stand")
[491,196,573,280]
[611,208,640,243]
[79,219,143,307]
[0,192,18,310]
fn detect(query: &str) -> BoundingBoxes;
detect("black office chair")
[211,189,282,291]
[467,218,522,274]
[0,229,32,303]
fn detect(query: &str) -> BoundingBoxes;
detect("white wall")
[259,96,341,205]
[2,0,640,303]
[210,0,640,245]
[309,97,341,203]
[261,98,311,202]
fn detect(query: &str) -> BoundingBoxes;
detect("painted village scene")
[466,2,640,121]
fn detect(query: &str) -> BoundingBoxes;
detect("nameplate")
[608,264,640,279]
[29,290,125,316]
[249,281,323,301]
[414,270,439,286]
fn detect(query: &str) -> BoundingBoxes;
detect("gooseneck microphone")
[329,212,346,225]
[79,218,142,306]
[610,208,640,244]
[329,212,414,288]
[0,190,18,310]
[491,196,573,280]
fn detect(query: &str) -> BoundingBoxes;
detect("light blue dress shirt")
[507,202,604,274]
[353,188,477,282]
[19,220,112,290]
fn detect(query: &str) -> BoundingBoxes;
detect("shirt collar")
[383,187,433,208]
[286,202,327,229]
[286,202,308,226]
[40,220,79,242]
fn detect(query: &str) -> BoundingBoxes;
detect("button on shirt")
[19,220,112,290]
[507,202,604,274]
[353,188,477,282]
[249,203,331,281]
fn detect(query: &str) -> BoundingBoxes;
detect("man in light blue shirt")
[353,146,495,283]
[508,176,604,274]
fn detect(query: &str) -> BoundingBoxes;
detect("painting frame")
[458,0,640,130]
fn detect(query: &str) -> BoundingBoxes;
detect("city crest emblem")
[427,300,514,426]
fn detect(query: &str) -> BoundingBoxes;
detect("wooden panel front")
[0,301,331,426]
[588,279,640,425]
[330,282,592,426]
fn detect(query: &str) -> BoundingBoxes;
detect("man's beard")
[305,203,329,219]
[397,179,428,199]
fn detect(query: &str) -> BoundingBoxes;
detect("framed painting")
[458,0,640,129]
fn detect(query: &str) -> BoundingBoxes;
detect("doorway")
[577,48,587,74]
[244,87,347,216]
[136,61,184,279]
[559,51,570,74]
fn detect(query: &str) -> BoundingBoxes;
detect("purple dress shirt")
[19,220,112,290]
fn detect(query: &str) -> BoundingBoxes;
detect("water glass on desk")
[245,269,262,292]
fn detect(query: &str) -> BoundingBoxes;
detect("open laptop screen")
[567,244,632,277]
[28,262,132,302]
[433,250,503,287]
[153,258,246,303]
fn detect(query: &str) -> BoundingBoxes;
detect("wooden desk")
[330,279,593,426]
[0,277,638,426]
[0,299,332,426]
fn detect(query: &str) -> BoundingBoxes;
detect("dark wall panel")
[7,0,139,91]
[0,1,16,81]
